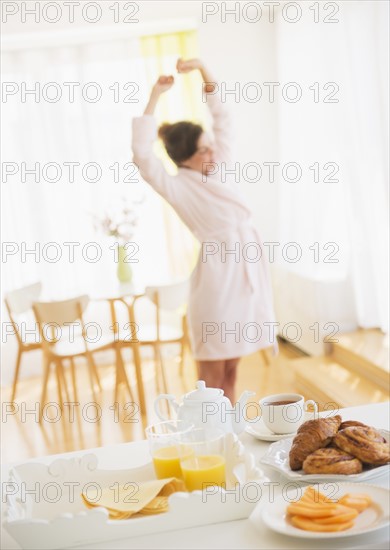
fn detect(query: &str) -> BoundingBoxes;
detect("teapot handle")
[154,394,179,421]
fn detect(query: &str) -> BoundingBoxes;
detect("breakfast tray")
[4,434,268,549]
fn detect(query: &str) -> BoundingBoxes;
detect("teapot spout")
[233,390,256,434]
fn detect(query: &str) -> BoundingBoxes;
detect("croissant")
[302,447,363,475]
[289,415,342,471]
[334,426,390,466]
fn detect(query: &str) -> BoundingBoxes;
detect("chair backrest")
[33,295,89,328]
[4,282,42,316]
[145,279,190,311]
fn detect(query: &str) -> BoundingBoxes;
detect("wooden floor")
[335,329,389,372]
[1,340,304,463]
[292,328,390,408]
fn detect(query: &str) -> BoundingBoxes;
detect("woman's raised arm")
[144,76,174,115]
[177,58,232,164]
[132,76,177,204]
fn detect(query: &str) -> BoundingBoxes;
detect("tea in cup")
[259,393,318,434]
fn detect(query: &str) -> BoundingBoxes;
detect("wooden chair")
[132,280,191,395]
[4,282,42,401]
[33,295,115,419]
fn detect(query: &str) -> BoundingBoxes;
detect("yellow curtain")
[140,31,204,278]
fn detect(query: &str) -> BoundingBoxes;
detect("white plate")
[260,429,390,482]
[252,482,390,539]
[245,412,317,442]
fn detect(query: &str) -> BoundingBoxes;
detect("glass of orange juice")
[178,428,226,492]
[145,420,194,480]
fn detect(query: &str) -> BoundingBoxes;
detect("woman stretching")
[132,58,276,402]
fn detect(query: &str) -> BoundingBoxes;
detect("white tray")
[4,434,268,549]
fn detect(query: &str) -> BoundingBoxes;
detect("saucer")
[245,412,317,442]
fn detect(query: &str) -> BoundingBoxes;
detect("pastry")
[339,420,368,431]
[302,447,363,475]
[334,426,390,465]
[289,415,342,471]
[326,439,340,449]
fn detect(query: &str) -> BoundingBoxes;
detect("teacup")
[259,393,318,434]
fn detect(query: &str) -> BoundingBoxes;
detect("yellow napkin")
[81,478,186,520]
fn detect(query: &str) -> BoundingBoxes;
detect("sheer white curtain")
[1,30,199,383]
[1,34,194,302]
[274,0,389,334]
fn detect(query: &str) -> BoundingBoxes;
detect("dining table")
[2,401,389,550]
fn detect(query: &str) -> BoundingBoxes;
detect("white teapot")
[154,380,255,435]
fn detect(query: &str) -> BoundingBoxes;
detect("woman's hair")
[158,121,203,165]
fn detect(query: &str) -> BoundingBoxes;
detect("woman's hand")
[152,75,175,95]
[176,58,203,74]
[176,58,216,94]
[144,76,174,114]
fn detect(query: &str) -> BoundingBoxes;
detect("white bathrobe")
[132,93,276,360]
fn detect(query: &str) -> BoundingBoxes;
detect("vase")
[116,244,133,283]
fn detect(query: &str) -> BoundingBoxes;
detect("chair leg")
[130,341,147,418]
[55,360,64,411]
[153,344,161,395]
[114,347,121,402]
[58,360,71,402]
[55,360,72,442]
[11,348,23,402]
[116,347,135,402]
[69,358,83,444]
[39,356,51,423]
[86,351,102,392]
[114,352,120,403]
[86,355,98,402]
[156,344,168,395]
[70,358,79,403]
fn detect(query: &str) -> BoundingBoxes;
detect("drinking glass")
[145,420,194,480]
[178,428,226,491]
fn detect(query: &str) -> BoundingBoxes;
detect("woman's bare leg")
[222,358,240,403]
[197,360,225,389]
[197,358,240,403]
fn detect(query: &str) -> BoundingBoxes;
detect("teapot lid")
[183,380,224,402]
